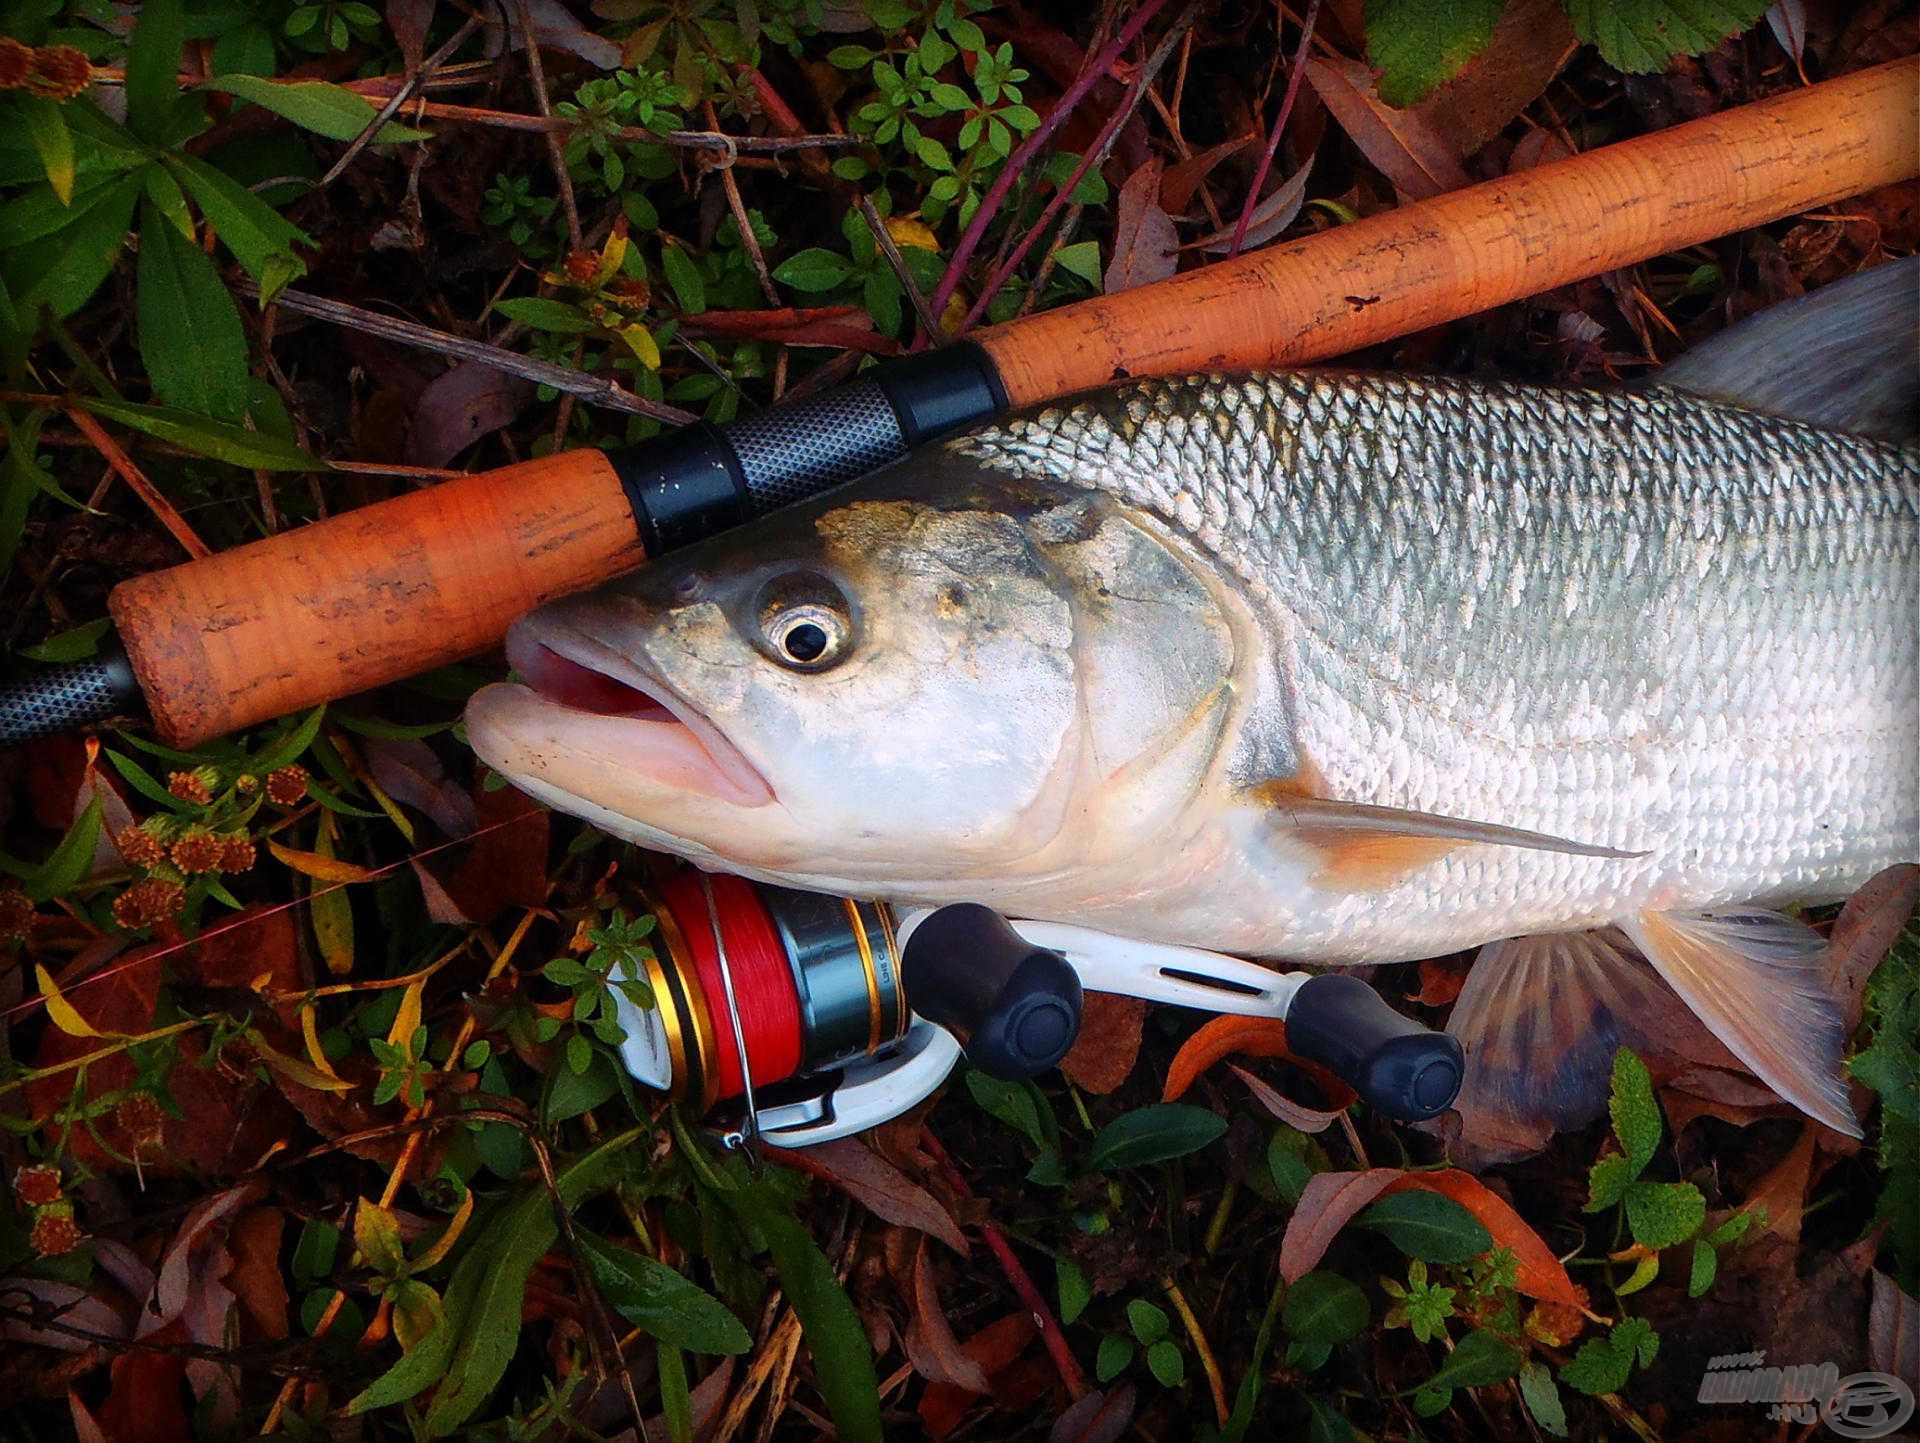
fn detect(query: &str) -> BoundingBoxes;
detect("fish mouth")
[496,621,775,810]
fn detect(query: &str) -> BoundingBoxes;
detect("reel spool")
[607,866,1466,1149]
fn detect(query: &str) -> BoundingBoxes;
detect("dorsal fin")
[1653,256,1919,443]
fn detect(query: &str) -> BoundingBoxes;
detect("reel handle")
[1284,973,1462,1121]
[898,904,1083,1080]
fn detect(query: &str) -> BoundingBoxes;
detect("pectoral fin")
[1253,785,1643,893]
[1446,929,1676,1162]
[1620,908,1860,1137]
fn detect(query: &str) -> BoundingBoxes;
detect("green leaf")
[126,0,187,143]
[1363,0,1506,107]
[204,75,432,143]
[772,248,855,293]
[1560,1316,1659,1396]
[1052,240,1102,286]
[729,1187,882,1443]
[660,244,706,314]
[15,794,102,903]
[1687,1239,1718,1298]
[494,296,595,333]
[1095,1333,1134,1383]
[291,1218,340,1285]
[75,397,317,470]
[1562,0,1775,73]
[1282,1271,1368,1348]
[1057,1257,1089,1325]
[1304,1394,1357,1443]
[965,1070,1055,1153]
[1086,1104,1226,1172]
[1267,1133,1314,1205]
[1609,1048,1662,1172]
[9,172,141,318]
[576,1229,751,1355]
[20,97,75,206]
[1146,1338,1184,1387]
[19,618,112,663]
[1357,1190,1494,1263]
[1423,1329,1522,1393]
[163,153,308,297]
[1585,1153,1638,1212]
[136,196,251,420]
[1624,1180,1706,1249]
[1127,1298,1169,1344]
[544,1047,618,1122]
[1519,1360,1569,1436]
[658,1343,693,1443]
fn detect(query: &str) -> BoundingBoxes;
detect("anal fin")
[1253,786,1643,894]
[1446,929,1676,1163]
[1620,908,1860,1137]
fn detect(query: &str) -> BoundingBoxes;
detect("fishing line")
[652,868,804,1100]
[699,870,761,1161]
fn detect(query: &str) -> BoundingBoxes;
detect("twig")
[1162,1277,1229,1425]
[512,0,582,252]
[858,194,944,339]
[924,0,1174,337]
[955,6,1194,338]
[709,100,781,307]
[64,406,211,559]
[1226,0,1320,259]
[922,1127,1089,1400]
[240,282,695,423]
[315,14,481,189]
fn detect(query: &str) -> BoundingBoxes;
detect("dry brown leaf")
[1868,1270,1918,1388]
[1048,1383,1138,1443]
[1306,57,1470,201]
[1826,863,1920,1026]
[405,362,534,468]
[1160,134,1256,215]
[904,1241,991,1393]
[1279,1168,1583,1306]
[1060,991,1145,1095]
[222,1206,289,1342]
[777,1137,966,1253]
[1230,1062,1344,1134]
[1412,0,1576,156]
[1104,157,1178,293]
[916,1312,1039,1438]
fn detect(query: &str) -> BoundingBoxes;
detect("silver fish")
[468,262,1920,1147]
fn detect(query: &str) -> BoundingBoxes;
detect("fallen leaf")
[904,1241,990,1392]
[776,1137,966,1253]
[1306,56,1470,200]
[364,736,478,837]
[428,780,549,924]
[678,306,897,354]
[387,0,436,70]
[1868,1270,1917,1387]
[1162,1014,1355,1109]
[1048,1383,1137,1443]
[1280,1168,1582,1305]
[501,0,620,70]
[1160,133,1256,215]
[1413,0,1577,156]
[1104,157,1178,293]
[267,840,376,884]
[222,1207,289,1341]
[401,360,529,468]
[1826,863,1920,1026]
[1230,1062,1345,1133]
[1196,162,1314,254]
[1744,1124,1816,1250]
[916,1312,1038,1438]
[1060,991,1144,1095]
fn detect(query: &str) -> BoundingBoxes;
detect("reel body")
[610,866,1465,1148]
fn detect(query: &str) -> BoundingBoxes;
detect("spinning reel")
[610,866,1465,1148]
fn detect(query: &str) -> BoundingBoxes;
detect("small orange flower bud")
[112,878,187,931]
[563,251,599,284]
[113,1093,166,1147]
[12,1164,62,1208]
[25,45,91,101]
[29,1210,84,1257]
[235,774,261,796]
[168,770,214,805]
[0,38,32,89]
[118,826,168,869]
[219,835,257,873]
[266,765,308,806]
[169,830,225,874]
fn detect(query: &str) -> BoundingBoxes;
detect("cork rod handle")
[977,58,1920,405]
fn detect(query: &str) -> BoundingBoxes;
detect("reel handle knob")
[901,904,1083,1080]
[1285,974,1462,1121]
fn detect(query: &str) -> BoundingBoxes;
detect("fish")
[467,258,1920,1152]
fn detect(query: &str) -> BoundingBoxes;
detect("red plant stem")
[921,1127,1089,1399]
[1226,0,1320,259]
[955,10,1190,338]
[922,0,1174,342]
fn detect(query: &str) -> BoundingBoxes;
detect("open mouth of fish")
[502,626,774,809]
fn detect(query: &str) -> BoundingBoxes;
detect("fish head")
[465,451,1244,897]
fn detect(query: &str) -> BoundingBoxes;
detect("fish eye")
[754,580,853,672]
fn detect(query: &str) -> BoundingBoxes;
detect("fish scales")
[951,372,1920,957]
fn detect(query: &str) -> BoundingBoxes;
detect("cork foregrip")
[109,450,644,746]
[978,58,1920,406]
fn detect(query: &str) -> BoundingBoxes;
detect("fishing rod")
[608,868,1463,1148]
[1,57,1911,750]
